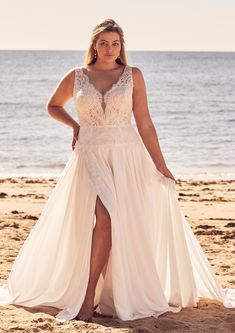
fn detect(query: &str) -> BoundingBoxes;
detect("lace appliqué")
[73,65,133,126]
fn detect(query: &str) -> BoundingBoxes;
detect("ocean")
[0,50,234,179]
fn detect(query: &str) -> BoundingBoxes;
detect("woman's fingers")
[72,125,80,150]
[72,137,77,150]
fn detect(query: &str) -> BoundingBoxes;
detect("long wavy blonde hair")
[84,18,128,66]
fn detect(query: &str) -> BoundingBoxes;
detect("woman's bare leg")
[75,196,112,321]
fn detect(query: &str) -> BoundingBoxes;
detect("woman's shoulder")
[61,66,84,85]
[58,67,77,82]
[130,66,143,75]
[52,68,76,90]
[129,66,145,86]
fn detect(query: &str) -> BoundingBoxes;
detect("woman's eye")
[99,42,120,47]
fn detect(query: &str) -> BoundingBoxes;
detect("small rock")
[23,214,38,220]
[225,222,235,228]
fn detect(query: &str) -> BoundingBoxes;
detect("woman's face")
[94,31,121,62]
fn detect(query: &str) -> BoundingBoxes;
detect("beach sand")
[0,177,234,333]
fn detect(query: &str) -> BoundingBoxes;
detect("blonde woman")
[0,19,232,323]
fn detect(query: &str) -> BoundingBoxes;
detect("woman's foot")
[73,291,95,322]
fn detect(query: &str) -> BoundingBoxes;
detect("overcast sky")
[0,0,234,51]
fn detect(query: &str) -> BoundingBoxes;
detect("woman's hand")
[157,165,176,182]
[72,123,80,150]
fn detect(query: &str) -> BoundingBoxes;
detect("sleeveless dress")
[0,64,233,321]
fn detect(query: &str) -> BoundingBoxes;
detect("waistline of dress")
[76,125,141,147]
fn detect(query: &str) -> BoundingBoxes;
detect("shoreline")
[1,172,235,181]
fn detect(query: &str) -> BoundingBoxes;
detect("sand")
[0,177,234,333]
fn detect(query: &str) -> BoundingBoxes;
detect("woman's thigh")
[94,195,111,227]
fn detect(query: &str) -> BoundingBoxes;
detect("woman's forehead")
[97,31,120,42]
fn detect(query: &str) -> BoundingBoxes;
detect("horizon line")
[0,49,235,53]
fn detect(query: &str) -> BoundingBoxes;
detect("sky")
[0,0,234,51]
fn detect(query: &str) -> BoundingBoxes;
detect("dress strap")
[73,67,86,98]
[120,65,133,89]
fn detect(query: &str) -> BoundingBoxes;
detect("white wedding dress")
[0,65,234,321]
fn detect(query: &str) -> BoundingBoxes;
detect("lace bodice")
[73,65,133,126]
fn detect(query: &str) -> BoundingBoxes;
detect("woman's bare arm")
[132,67,175,180]
[46,69,79,129]
[46,69,80,149]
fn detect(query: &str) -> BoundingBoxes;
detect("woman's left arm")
[132,67,175,181]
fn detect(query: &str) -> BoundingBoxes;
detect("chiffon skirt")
[0,125,233,321]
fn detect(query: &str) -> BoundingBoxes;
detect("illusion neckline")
[80,65,128,98]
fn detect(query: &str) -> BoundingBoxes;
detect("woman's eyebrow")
[99,39,120,42]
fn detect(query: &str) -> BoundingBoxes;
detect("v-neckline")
[81,65,128,98]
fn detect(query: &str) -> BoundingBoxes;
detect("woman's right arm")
[46,68,80,149]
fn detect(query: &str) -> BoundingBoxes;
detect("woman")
[0,18,233,323]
